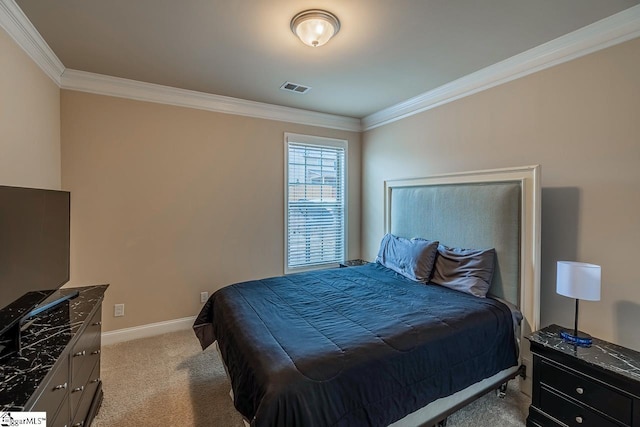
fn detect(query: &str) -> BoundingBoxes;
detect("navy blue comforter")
[193,263,517,427]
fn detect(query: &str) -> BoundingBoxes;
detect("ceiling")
[15,0,640,119]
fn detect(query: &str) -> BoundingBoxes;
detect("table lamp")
[556,261,601,347]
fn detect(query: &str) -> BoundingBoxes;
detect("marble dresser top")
[527,324,640,384]
[0,285,107,412]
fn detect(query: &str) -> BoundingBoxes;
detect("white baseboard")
[101,316,196,346]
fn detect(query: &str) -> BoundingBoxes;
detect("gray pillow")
[431,245,496,297]
[375,234,439,282]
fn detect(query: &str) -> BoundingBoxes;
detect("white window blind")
[285,134,346,272]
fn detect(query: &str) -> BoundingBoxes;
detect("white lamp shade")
[556,261,601,301]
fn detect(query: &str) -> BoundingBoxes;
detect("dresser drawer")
[539,387,619,427]
[539,358,632,425]
[70,310,102,367]
[49,398,70,427]
[71,362,101,427]
[86,308,103,345]
[70,310,101,378]
[31,353,69,419]
[70,334,101,419]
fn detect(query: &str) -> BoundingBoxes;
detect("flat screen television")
[0,185,70,346]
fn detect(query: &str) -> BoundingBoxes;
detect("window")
[285,133,347,273]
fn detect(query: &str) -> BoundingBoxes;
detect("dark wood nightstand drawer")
[526,406,562,427]
[527,325,640,427]
[539,387,619,427]
[539,358,632,425]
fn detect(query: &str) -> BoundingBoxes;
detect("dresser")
[527,324,640,427]
[0,285,108,427]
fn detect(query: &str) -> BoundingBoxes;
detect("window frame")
[284,133,348,274]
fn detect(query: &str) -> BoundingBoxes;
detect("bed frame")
[385,165,541,426]
[221,165,541,427]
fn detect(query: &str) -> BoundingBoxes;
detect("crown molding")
[0,0,360,132]
[362,5,640,131]
[0,0,64,84]
[3,0,639,133]
[60,69,362,131]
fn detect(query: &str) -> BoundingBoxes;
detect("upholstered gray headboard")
[389,182,520,305]
[384,166,541,335]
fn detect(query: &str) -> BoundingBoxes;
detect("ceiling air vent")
[280,81,311,94]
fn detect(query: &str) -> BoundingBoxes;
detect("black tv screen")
[0,185,70,330]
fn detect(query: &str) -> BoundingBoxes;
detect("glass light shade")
[556,261,601,301]
[291,10,340,47]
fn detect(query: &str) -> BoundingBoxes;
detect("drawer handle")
[576,416,583,424]
[72,386,84,393]
[73,422,84,427]
[92,321,102,326]
[53,382,67,390]
[91,377,101,384]
[576,387,584,395]
[73,350,86,357]
[91,349,101,355]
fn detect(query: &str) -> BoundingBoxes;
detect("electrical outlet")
[114,303,125,317]
[200,292,209,303]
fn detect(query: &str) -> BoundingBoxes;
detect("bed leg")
[434,417,447,427]
[517,363,527,379]
[496,382,508,398]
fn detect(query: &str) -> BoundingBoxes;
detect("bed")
[194,165,541,427]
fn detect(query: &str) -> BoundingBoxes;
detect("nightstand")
[339,259,369,268]
[526,324,640,427]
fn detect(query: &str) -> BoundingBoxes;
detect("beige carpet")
[93,330,530,426]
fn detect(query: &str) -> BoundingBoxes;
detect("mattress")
[193,263,518,427]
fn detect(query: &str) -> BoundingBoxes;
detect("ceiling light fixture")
[290,9,340,47]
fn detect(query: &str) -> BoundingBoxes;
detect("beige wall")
[8,8,637,351]
[61,91,361,332]
[0,28,60,189]
[362,37,640,351]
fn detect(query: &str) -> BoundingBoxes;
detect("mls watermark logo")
[0,412,46,427]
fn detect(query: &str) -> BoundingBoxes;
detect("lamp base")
[560,329,593,347]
